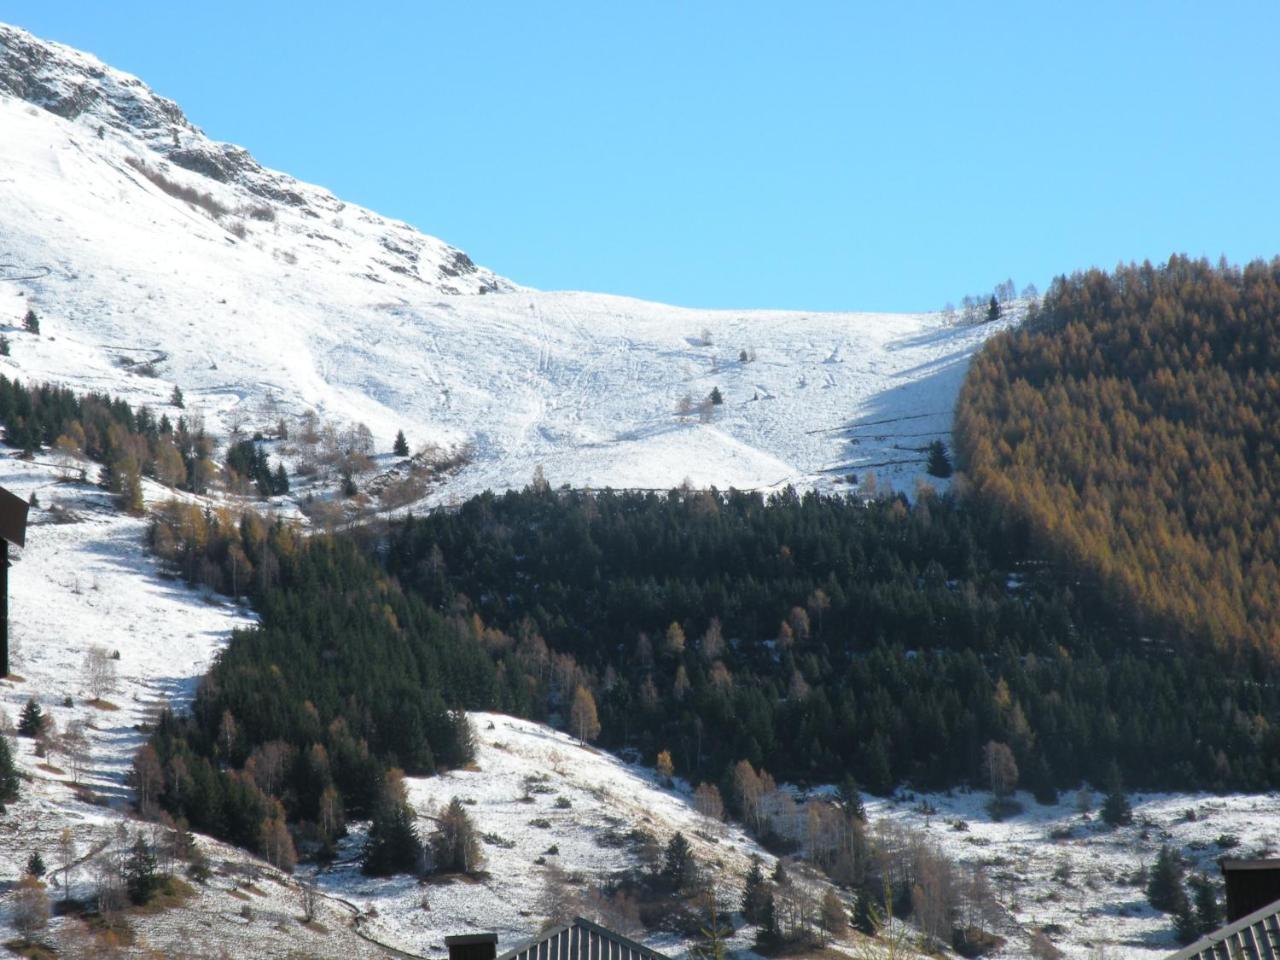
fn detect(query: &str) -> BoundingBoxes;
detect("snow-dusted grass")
[859,787,1280,960]
[315,712,773,958]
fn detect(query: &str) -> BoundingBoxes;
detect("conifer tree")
[1029,755,1058,805]
[17,698,44,738]
[1101,763,1133,826]
[839,773,867,821]
[926,440,953,479]
[1174,898,1199,945]
[772,857,789,887]
[1147,845,1187,914]
[742,854,767,923]
[25,850,44,878]
[663,831,697,892]
[0,735,19,809]
[1191,874,1221,936]
[853,884,880,935]
[757,890,779,947]
[862,736,893,795]
[272,462,290,495]
[363,774,423,877]
[985,296,1001,322]
[125,833,160,905]
[393,430,409,457]
[22,308,39,334]
[170,385,184,408]
[709,387,724,406]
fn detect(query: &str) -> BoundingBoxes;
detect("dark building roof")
[1165,894,1280,960]
[0,485,27,548]
[1222,860,1280,923]
[495,918,671,960]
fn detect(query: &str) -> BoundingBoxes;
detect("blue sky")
[7,2,1280,312]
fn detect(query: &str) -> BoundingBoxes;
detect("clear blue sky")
[7,2,1280,312]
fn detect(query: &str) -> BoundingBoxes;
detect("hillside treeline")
[956,256,1280,654]
[0,375,216,508]
[146,513,487,862]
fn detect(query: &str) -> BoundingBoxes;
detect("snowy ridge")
[0,20,1014,504]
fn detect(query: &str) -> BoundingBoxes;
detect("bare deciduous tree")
[299,878,320,923]
[983,740,1018,798]
[12,874,50,944]
[84,644,118,702]
[693,783,724,821]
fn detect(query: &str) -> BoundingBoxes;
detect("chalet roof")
[1166,895,1280,960]
[0,485,27,548]
[495,918,670,960]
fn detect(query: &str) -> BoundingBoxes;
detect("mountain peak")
[0,20,508,295]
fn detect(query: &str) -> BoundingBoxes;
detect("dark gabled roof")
[1165,895,1280,960]
[496,918,670,960]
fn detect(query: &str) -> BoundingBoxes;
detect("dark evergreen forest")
[388,486,1280,795]
[146,478,1280,859]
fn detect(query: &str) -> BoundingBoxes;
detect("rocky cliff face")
[0,21,508,294]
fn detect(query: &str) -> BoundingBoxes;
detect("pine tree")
[853,885,881,935]
[985,296,1001,323]
[22,309,39,334]
[709,387,724,406]
[272,462,290,495]
[125,833,160,905]
[363,786,423,876]
[757,890,779,947]
[25,850,45,878]
[663,831,697,892]
[863,736,893,795]
[170,385,184,408]
[1147,845,1187,913]
[393,430,409,457]
[1191,874,1221,935]
[1029,755,1058,805]
[772,857,789,887]
[839,773,867,821]
[1101,763,1133,826]
[17,698,44,738]
[926,440,953,479]
[0,335,9,356]
[1174,898,1199,945]
[0,735,19,809]
[742,854,767,923]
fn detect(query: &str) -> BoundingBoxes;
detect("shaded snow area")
[0,20,1014,506]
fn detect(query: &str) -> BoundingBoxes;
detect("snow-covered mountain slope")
[0,21,1013,502]
[326,712,778,958]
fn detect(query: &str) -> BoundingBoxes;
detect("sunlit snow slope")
[0,22,1013,501]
